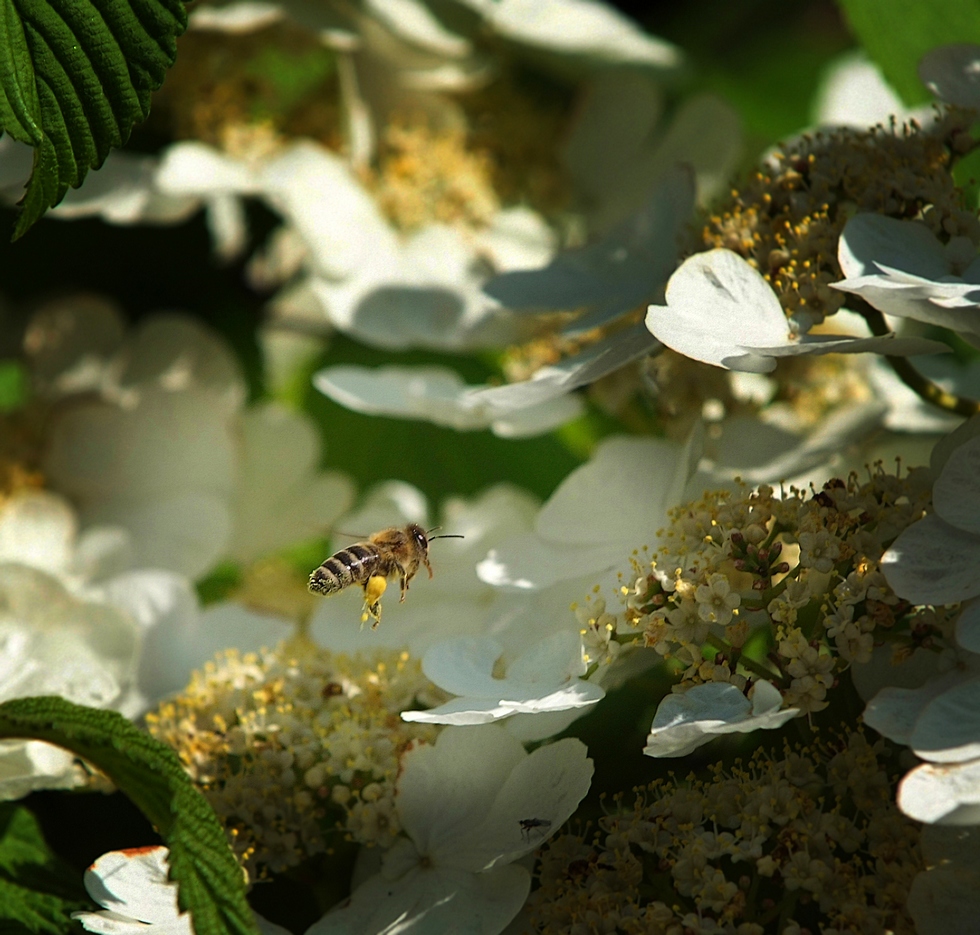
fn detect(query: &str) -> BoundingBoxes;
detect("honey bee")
[308,524,463,627]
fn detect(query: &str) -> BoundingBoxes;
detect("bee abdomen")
[308,544,380,594]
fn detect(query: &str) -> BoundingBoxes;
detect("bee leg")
[396,564,413,602]
[362,576,387,629]
[423,554,434,580]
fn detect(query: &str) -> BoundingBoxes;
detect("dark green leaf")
[0,697,258,935]
[0,0,187,239]
[0,804,87,934]
[837,0,980,104]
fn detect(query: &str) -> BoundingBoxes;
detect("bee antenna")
[429,534,465,540]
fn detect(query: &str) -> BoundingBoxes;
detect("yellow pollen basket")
[362,575,389,628]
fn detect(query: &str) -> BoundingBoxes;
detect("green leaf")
[0,804,87,934]
[837,0,980,105]
[0,0,188,239]
[0,360,27,412]
[0,697,258,935]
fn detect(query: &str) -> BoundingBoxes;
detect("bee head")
[407,523,429,554]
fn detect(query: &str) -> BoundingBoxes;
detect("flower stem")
[852,300,980,416]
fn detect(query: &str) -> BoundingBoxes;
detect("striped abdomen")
[309,543,387,595]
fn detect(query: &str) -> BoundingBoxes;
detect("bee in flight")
[308,524,463,627]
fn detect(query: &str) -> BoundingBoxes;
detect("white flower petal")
[919,43,980,108]
[899,759,980,824]
[312,364,582,437]
[837,214,949,281]
[703,400,887,485]
[837,269,980,342]
[643,680,796,758]
[407,633,602,725]
[882,513,980,605]
[504,707,587,743]
[188,2,284,33]
[467,322,660,412]
[420,636,507,698]
[97,569,195,632]
[306,221,513,351]
[404,681,603,725]
[139,601,288,704]
[835,215,980,339]
[813,52,910,127]
[536,436,683,546]
[457,0,681,69]
[259,142,396,280]
[910,862,980,935]
[561,69,663,209]
[306,864,529,935]
[499,681,604,714]
[506,630,585,683]
[851,644,944,703]
[453,738,593,869]
[909,678,980,763]
[0,564,138,707]
[931,413,980,476]
[44,384,239,577]
[934,435,980,535]
[401,697,520,726]
[750,331,948,361]
[648,247,948,371]
[0,491,76,574]
[155,142,258,196]
[73,526,132,583]
[95,492,232,580]
[864,681,958,748]
[398,726,526,859]
[473,207,557,273]
[116,315,245,407]
[485,167,694,332]
[75,845,278,934]
[0,741,81,800]
[24,295,125,394]
[80,848,185,927]
[50,151,199,226]
[230,403,354,562]
[334,481,431,539]
[363,0,470,57]
[956,599,980,653]
[646,249,789,372]
[477,537,627,590]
